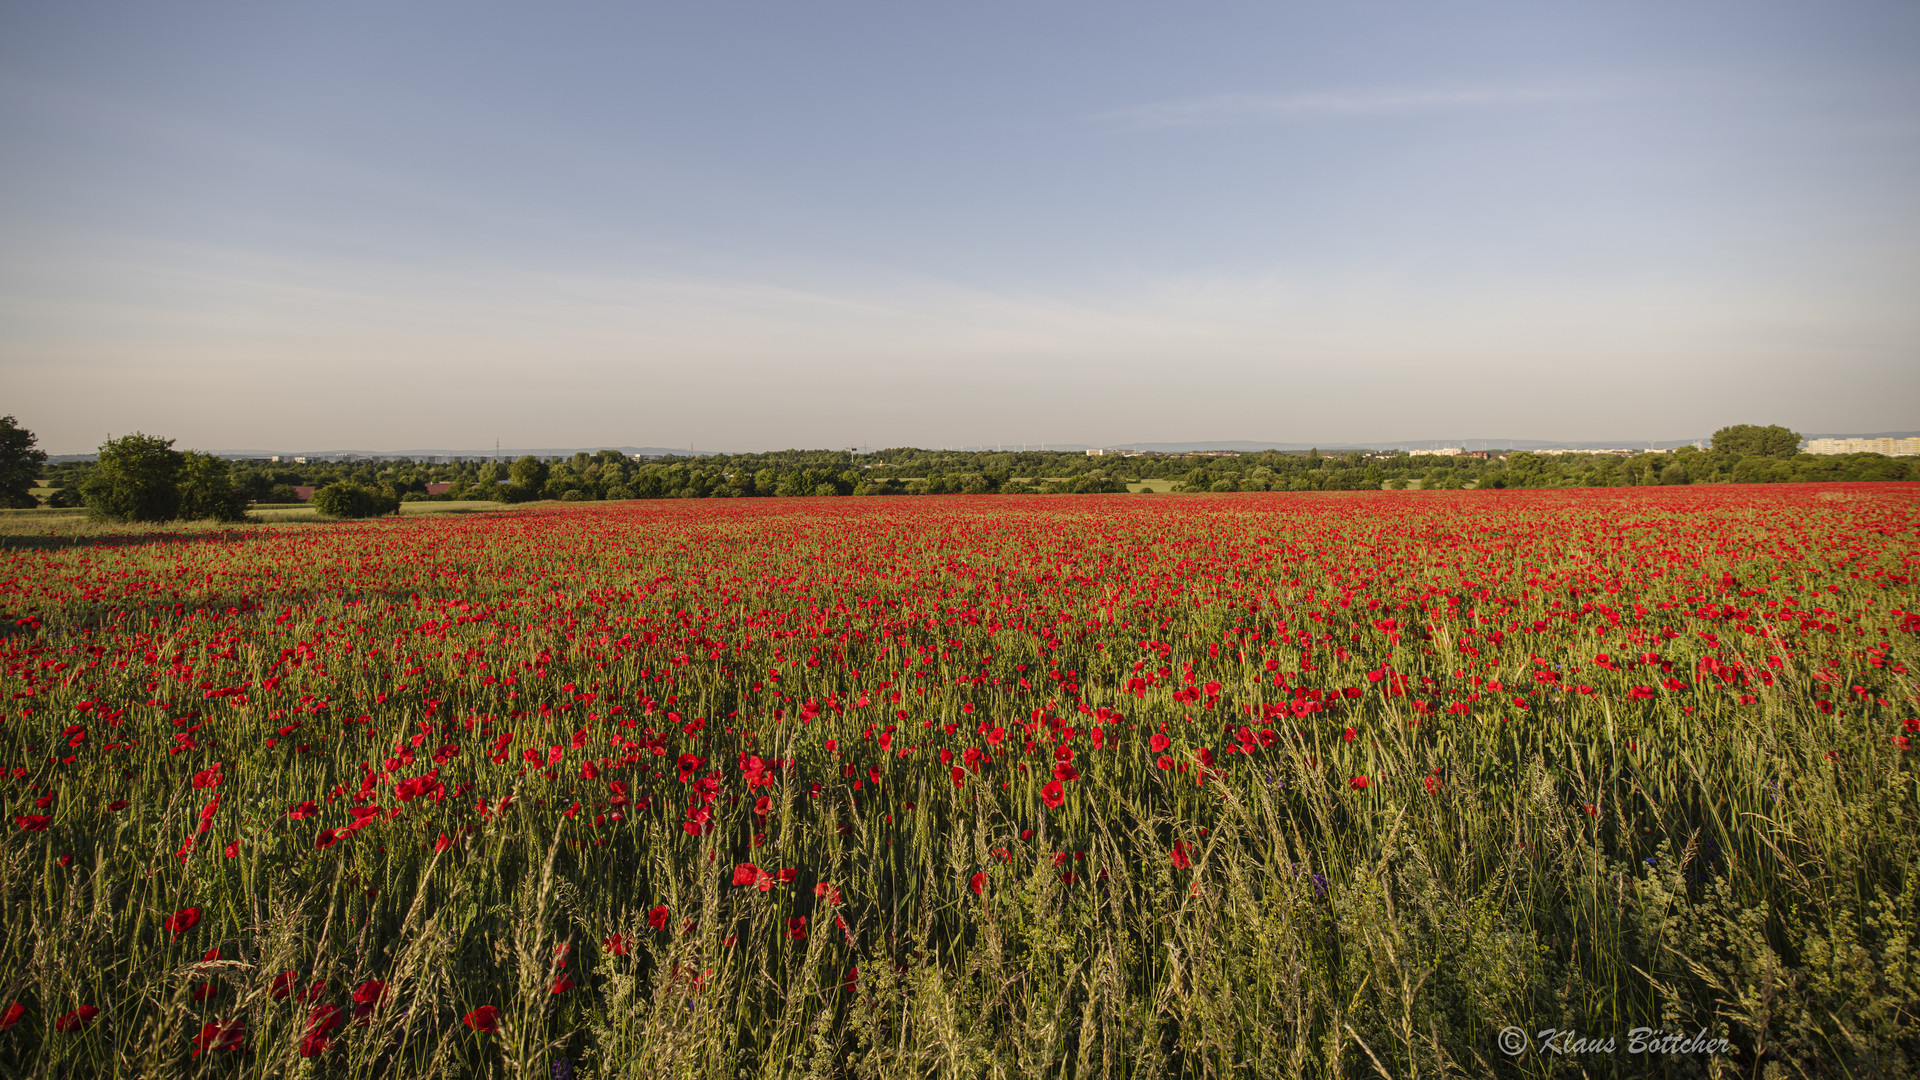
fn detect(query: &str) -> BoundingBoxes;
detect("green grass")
[247,500,508,522]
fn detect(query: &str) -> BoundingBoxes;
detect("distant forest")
[34,425,1916,505]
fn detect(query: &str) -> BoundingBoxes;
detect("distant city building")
[1185,451,1241,458]
[292,486,316,501]
[424,482,454,496]
[1806,437,1920,456]
[1410,447,1464,457]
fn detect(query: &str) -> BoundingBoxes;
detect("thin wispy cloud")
[1098,84,1600,128]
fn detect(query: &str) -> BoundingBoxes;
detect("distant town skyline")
[5,3,1917,454]
[37,428,1920,463]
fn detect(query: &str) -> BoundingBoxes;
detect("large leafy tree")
[82,433,183,522]
[0,415,48,509]
[1712,424,1802,459]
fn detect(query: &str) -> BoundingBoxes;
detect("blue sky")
[3,2,1915,453]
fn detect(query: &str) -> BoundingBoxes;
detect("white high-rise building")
[1804,437,1920,457]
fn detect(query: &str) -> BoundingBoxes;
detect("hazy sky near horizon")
[3,2,1916,454]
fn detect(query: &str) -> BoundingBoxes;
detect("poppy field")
[2,484,1917,1078]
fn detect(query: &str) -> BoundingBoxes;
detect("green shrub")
[175,452,248,522]
[311,482,400,519]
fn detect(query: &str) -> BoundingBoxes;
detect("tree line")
[5,419,1913,520]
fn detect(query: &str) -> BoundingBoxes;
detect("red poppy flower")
[164,907,201,938]
[307,1004,344,1037]
[648,905,670,931]
[463,1005,501,1033]
[191,1018,245,1055]
[1349,776,1370,791]
[969,871,986,896]
[785,916,807,941]
[1169,842,1191,870]
[1041,780,1065,808]
[270,971,299,999]
[731,862,761,887]
[603,933,630,956]
[54,1005,99,1034]
[315,829,339,850]
[0,1002,24,1030]
[15,814,50,832]
[1149,733,1170,753]
[551,976,574,994]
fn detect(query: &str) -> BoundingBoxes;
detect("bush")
[176,452,249,521]
[311,483,400,519]
[499,482,541,503]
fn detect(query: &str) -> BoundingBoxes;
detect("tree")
[82,433,183,522]
[0,415,48,508]
[176,452,249,521]
[1712,424,1801,459]
[311,482,399,519]
[506,455,549,501]
[509,456,549,488]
